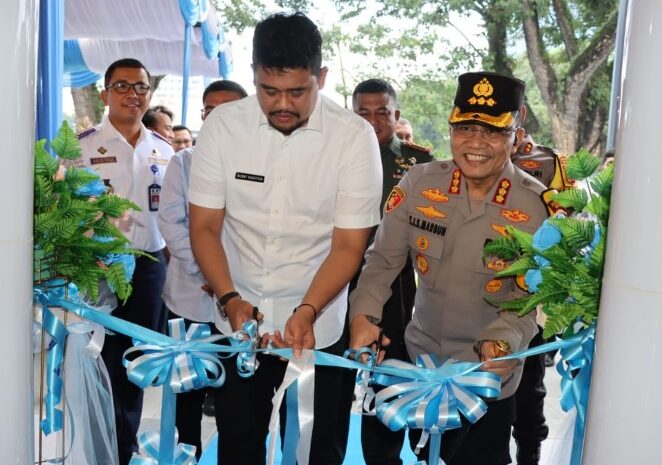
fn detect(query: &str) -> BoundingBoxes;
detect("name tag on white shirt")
[235,172,265,183]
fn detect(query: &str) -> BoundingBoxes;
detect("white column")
[0,1,39,463]
[582,1,662,463]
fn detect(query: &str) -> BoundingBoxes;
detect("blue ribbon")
[557,325,595,465]
[128,430,197,465]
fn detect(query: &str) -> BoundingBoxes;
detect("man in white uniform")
[158,79,248,459]
[188,12,383,465]
[74,58,174,465]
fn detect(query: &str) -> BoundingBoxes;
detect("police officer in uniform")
[352,78,433,465]
[350,72,549,465]
[510,133,574,465]
[73,58,174,465]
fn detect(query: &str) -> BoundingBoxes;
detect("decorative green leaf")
[495,256,537,277]
[50,121,81,160]
[483,235,520,260]
[506,226,534,252]
[64,166,102,191]
[589,162,614,198]
[95,195,141,217]
[565,148,601,181]
[34,140,60,176]
[549,217,595,250]
[585,195,610,224]
[550,188,588,211]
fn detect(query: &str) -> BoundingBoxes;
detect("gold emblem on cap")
[468,78,496,107]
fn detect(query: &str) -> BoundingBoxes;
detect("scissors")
[371,328,385,369]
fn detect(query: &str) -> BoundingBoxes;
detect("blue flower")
[525,269,543,292]
[534,255,550,268]
[532,219,562,251]
[92,235,137,290]
[75,168,106,197]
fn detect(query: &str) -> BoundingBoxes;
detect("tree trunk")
[71,84,103,131]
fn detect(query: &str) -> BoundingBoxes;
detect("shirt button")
[276,174,283,181]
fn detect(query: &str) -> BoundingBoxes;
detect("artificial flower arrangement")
[34,121,142,302]
[484,149,613,337]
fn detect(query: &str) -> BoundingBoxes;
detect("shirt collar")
[99,116,149,146]
[382,135,402,156]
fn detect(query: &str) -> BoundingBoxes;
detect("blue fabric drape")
[63,40,101,88]
[37,0,64,148]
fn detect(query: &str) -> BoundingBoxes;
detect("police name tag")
[148,183,161,211]
[235,172,265,183]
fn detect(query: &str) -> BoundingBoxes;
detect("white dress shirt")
[77,117,174,252]
[189,94,383,348]
[159,148,215,322]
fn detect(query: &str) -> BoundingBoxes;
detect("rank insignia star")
[448,169,462,195]
[492,178,512,205]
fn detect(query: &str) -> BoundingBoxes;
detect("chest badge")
[491,224,509,237]
[97,146,107,155]
[520,160,541,169]
[485,279,503,293]
[416,205,446,219]
[416,236,429,251]
[501,209,530,223]
[487,259,507,272]
[385,186,406,213]
[421,188,449,203]
[415,253,429,275]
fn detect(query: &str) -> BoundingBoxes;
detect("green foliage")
[34,122,141,303]
[486,148,612,337]
[565,148,601,180]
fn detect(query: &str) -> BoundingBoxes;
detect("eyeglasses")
[172,138,192,146]
[106,82,151,95]
[449,124,517,142]
[200,106,215,119]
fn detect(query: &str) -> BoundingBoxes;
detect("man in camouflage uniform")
[350,72,549,465]
[510,133,574,465]
[352,78,433,465]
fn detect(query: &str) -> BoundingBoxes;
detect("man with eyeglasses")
[172,125,193,151]
[349,71,549,465]
[352,78,432,465]
[158,79,247,459]
[73,57,174,465]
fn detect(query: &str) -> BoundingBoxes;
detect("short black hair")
[104,58,151,87]
[202,80,248,102]
[172,125,191,135]
[142,105,173,129]
[352,79,398,107]
[252,12,322,75]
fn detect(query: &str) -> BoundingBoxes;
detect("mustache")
[269,110,300,118]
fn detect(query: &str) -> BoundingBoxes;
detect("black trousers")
[513,328,549,465]
[357,260,416,465]
[101,250,167,465]
[409,396,516,465]
[213,324,355,465]
[166,311,220,460]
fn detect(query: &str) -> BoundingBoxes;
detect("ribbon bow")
[372,354,501,433]
[128,430,197,465]
[123,318,229,392]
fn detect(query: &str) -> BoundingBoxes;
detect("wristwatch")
[216,291,240,318]
[473,339,511,359]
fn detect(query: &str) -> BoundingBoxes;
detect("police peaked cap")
[448,71,526,129]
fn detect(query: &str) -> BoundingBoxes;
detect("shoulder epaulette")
[150,130,172,145]
[403,140,432,154]
[77,127,96,140]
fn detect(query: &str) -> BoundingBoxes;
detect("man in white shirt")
[74,58,174,465]
[158,79,248,459]
[189,12,383,465]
